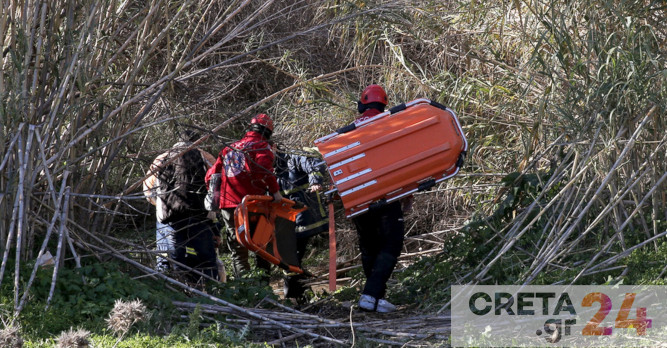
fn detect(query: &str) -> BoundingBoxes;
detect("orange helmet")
[360,84,388,105]
[250,113,274,132]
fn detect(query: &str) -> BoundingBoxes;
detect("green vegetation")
[1,259,272,346]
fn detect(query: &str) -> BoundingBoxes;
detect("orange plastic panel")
[315,99,467,217]
[234,195,307,274]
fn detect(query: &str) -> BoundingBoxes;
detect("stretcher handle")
[323,187,339,203]
[241,194,301,209]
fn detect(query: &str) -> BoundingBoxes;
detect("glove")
[272,191,284,202]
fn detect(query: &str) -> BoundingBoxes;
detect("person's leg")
[352,210,382,279]
[360,202,404,300]
[220,208,250,277]
[155,219,175,271]
[168,219,188,279]
[187,219,219,282]
[255,256,272,284]
[284,237,309,299]
[170,217,219,286]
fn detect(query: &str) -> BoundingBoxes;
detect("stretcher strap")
[328,202,336,292]
[271,232,281,261]
[267,208,282,261]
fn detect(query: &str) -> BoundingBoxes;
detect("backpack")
[205,141,259,211]
[157,148,208,223]
[204,144,248,212]
[204,172,221,212]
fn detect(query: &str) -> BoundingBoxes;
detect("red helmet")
[360,84,388,105]
[250,113,274,132]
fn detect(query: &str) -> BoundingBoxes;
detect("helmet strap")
[357,100,367,114]
[357,101,386,114]
[250,124,272,139]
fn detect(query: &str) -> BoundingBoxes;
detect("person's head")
[250,113,274,139]
[358,84,388,114]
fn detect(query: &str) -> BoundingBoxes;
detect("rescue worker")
[205,114,283,278]
[353,84,413,312]
[273,145,328,300]
[143,130,220,285]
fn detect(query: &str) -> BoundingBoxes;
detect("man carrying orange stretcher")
[316,84,467,312]
[351,84,413,313]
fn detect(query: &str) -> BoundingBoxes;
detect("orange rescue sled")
[314,98,468,218]
[234,195,308,274]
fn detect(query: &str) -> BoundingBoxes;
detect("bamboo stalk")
[0,0,8,97]
[0,166,21,288]
[188,0,273,66]
[19,0,37,115]
[64,227,83,274]
[44,2,100,143]
[472,158,573,282]
[518,110,655,283]
[556,137,665,258]
[100,131,151,235]
[178,0,251,66]
[29,2,46,119]
[571,172,667,283]
[267,332,305,346]
[13,126,35,309]
[46,187,70,308]
[174,300,450,342]
[0,126,22,173]
[15,171,70,315]
[174,5,388,82]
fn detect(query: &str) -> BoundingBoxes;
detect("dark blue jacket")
[274,151,329,238]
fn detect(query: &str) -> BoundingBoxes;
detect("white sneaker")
[358,294,397,313]
[376,298,397,313]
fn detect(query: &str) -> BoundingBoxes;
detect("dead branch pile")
[173,298,450,346]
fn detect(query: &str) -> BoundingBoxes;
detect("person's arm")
[143,152,168,205]
[143,173,157,205]
[253,145,281,199]
[205,149,225,186]
[298,155,325,191]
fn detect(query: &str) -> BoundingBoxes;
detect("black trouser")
[352,201,404,299]
[170,217,219,284]
[283,237,310,299]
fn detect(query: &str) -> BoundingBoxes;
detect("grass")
[0,258,274,347]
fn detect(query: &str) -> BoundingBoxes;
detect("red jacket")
[206,131,279,209]
[354,108,382,125]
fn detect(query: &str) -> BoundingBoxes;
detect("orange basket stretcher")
[314,98,468,218]
[234,195,308,274]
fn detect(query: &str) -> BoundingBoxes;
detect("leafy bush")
[392,254,454,310]
[2,261,177,340]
